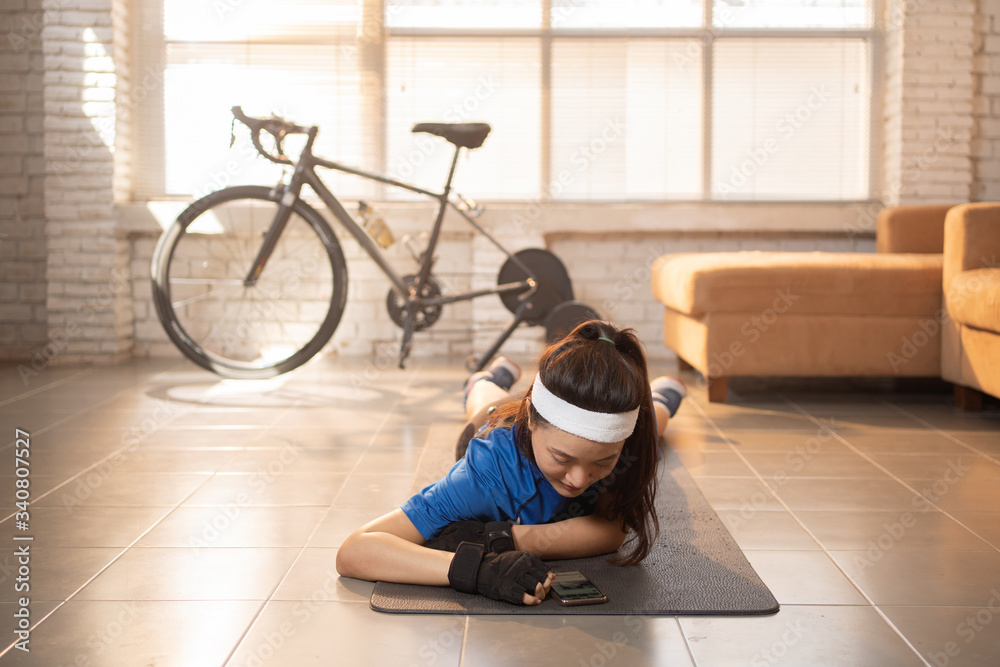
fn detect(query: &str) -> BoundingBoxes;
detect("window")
[138,0,875,202]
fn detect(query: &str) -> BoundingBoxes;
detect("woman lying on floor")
[335,320,686,606]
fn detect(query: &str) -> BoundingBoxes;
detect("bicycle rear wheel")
[151,186,348,379]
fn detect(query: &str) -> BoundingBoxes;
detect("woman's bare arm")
[335,509,553,604]
[511,493,627,560]
[511,514,626,559]
[336,509,454,585]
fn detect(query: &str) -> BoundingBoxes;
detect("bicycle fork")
[244,130,318,287]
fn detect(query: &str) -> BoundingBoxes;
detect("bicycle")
[151,106,599,379]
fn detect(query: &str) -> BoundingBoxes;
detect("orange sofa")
[650,205,952,402]
[941,204,1000,409]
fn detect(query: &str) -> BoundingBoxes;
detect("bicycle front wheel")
[151,186,348,379]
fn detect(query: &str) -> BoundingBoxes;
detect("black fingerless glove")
[447,542,551,605]
[425,520,515,553]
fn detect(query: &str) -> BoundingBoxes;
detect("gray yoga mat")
[370,422,779,615]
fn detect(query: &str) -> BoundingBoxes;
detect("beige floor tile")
[948,511,1000,549]
[76,448,238,475]
[688,476,784,511]
[818,414,928,431]
[464,615,695,667]
[74,547,300,601]
[333,472,416,508]
[714,509,821,550]
[271,548,372,603]
[33,473,212,508]
[909,411,1000,433]
[882,602,1000,667]
[218,447,363,474]
[182,472,347,507]
[673,450,755,477]
[725,430,854,454]
[0,600,261,667]
[764,478,925,511]
[678,605,926,666]
[837,432,972,455]
[829,550,1000,606]
[24,547,124,601]
[697,399,802,418]
[794,509,993,551]
[741,451,889,479]
[26,506,173,547]
[226,600,465,667]
[867,452,1000,481]
[793,399,904,416]
[743,551,868,605]
[354,447,427,475]
[137,506,327,548]
[710,411,821,432]
[12,439,123,473]
[952,433,1000,457]
[921,476,1000,512]
[307,506,386,548]
[661,429,730,451]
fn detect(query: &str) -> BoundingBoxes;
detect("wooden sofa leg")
[707,377,728,403]
[676,356,694,371]
[954,384,983,411]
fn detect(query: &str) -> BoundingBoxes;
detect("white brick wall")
[39,0,132,365]
[973,0,1000,200]
[0,0,48,362]
[883,0,977,206]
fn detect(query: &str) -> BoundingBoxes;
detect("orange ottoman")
[650,251,944,402]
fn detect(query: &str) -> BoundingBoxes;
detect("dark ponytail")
[491,320,659,565]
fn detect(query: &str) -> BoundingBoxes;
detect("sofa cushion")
[943,203,1000,287]
[876,204,951,254]
[651,251,943,318]
[948,269,1000,332]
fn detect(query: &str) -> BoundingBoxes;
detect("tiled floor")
[1,358,998,666]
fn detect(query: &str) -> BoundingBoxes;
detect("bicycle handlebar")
[231,106,314,165]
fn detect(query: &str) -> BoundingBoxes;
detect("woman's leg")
[653,402,671,438]
[651,376,686,438]
[464,357,521,420]
[466,381,510,421]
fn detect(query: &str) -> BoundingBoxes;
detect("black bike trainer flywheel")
[544,300,601,343]
[496,248,574,326]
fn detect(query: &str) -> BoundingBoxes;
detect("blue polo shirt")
[401,425,598,541]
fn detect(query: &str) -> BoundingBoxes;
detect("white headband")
[530,374,639,443]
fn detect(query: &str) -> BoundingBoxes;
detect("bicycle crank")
[386,275,444,332]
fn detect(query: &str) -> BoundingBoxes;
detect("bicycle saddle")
[411,122,491,150]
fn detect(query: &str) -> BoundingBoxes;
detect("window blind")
[550,38,703,200]
[140,0,876,202]
[149,0,375,199]
[711,38,870,201]
[385,37,541,200]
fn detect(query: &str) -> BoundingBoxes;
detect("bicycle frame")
[247,126,538,323]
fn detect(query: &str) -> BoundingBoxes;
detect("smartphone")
[550,571,608,606]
